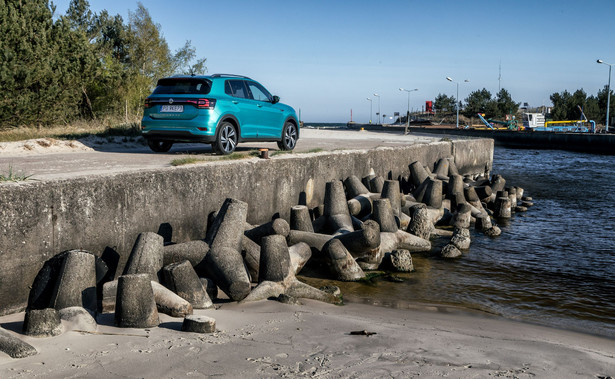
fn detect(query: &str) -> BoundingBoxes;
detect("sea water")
[300,146,615,338]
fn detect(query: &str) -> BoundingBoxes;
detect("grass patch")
[0,166,32,182]
[0,118,142,142]
[170,157,205,166]
[304,148,324,153]
[271,150,294,157]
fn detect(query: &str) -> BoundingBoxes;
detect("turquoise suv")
[141,74,299,154]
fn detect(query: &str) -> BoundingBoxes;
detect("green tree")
[434,93,456,113]
[0,0,59,126]
[463,88,496,118]
[494,89,519,118]
[596,85,615,125]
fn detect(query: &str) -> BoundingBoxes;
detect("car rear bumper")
[142,130,216,143]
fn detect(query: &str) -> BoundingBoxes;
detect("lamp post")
[399,88,418,134]
[446,77,469,129]
[366,97,372,124]
[373,94,381,124]
[597,59,613,132]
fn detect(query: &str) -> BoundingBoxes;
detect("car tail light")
[196,98,216,109]
[144,98,152,108]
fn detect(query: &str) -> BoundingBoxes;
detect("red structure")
[425,101,434,114]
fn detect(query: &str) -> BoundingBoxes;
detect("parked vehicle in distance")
[141,74,300,154]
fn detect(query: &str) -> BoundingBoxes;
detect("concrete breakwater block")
[0,328,37,358]
[27,249,107,312]
[123,232,164,282]
[115,274,159,328]
[382,249,414,272]
[23,308,63,337]
[163,240,209,267]
[324,180,354,234]
[50,249,97,312]
[407,204,433,240]
[451,228,471,250]
[163,260,212,309]
[204,198,251,301]
[372,198,398,233]
[441,244,462,258]
[324,239,365,281]
[244,218,290,245]
[181,315,216,334]
[259,235,291,283]
[103,279,193,317]
[290,205,314,232]
[289,242,312,275]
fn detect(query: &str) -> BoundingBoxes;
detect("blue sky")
[52,0,615,122]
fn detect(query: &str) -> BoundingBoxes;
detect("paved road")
[0,128,445,181]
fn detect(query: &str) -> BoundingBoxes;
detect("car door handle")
[232,100,239,104]
[257,104,263,108]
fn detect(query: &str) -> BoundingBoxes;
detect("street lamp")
[366,97,372,124]
[373,93,381,124]
[399,88,418,134]
[597,59,613,132]
[446,77,470,128]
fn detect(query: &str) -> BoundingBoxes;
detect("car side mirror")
[271,95,280,104]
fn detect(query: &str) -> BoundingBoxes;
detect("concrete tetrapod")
[23,308,63,337]
[244,218,290,245]
[241,234,341,304]
[204,198,251,301]
[182,315,216,334]
[323,180,354,234]
[50,249,97,312]
[372,198,399,233]
[324,239,365,281]
[162,260,212,309]
[451,203,472,229]
[382,249,414,272]
[344,175,371,199]
[162,240,209,267]
[115,274,159,328]
[450,227,471,250]
[423,178,443,209]
[290,205,314,233]
[0,328,37,358]
[434,157,450,180]
[102,280,193,317]
[407,204,434,241]
[369,176,385,194]
[123,232,164,282]
[409,161,430,187]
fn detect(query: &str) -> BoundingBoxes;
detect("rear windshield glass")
[153,78,212,95]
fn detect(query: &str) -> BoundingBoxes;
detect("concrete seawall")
[0,139,493,315]
[407,128,615,155]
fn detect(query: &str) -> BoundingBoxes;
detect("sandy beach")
[1,299,613,378]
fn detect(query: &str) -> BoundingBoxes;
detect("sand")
[0,300,613,378]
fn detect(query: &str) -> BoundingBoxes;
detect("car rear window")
[153,78,212,95]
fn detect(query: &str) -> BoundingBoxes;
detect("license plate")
[160,105,183,112]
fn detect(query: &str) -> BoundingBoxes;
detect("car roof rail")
[210,73,252,79]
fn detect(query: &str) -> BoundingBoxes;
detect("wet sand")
[1,300,613,378]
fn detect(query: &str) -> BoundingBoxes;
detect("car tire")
[147,139,173,153]
[277,121,298,151]
[213,121,237,155]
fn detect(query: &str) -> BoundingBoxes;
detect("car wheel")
[277,122,298,151]
[213,122,237,155]
[147,139,173,152]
